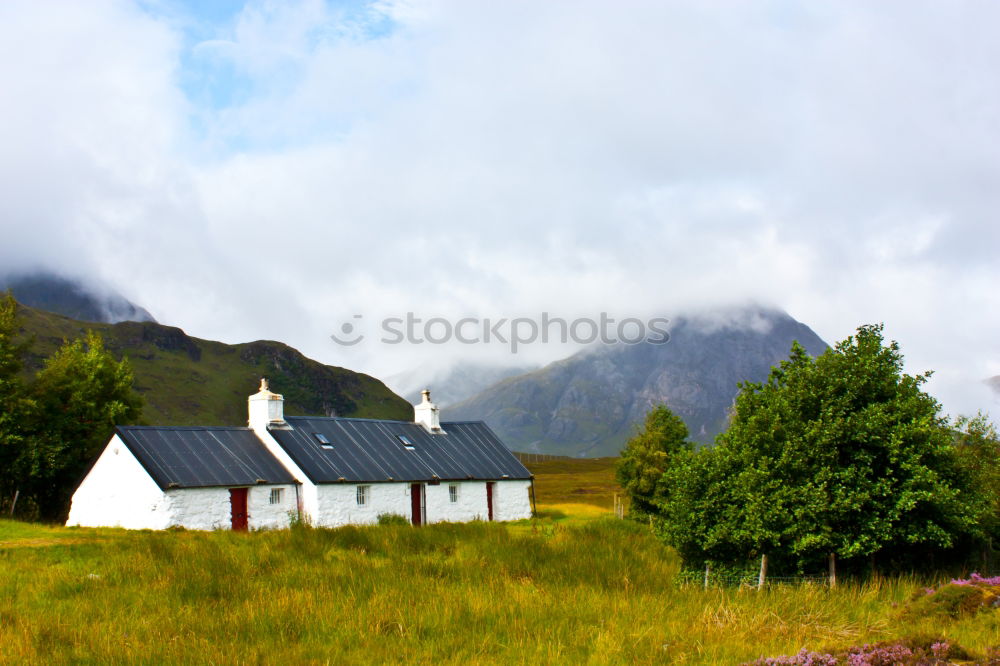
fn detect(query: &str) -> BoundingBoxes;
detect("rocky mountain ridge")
[445,307,829,457]
[1,272,156,324]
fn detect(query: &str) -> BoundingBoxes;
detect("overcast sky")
[0,0,998,418]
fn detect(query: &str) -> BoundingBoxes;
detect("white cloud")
[0,0,998,420]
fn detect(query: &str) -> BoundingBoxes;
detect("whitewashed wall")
[247,485,297,529]
[295,481,320,523]
[163,485,297,530]
[492,480,533,521]
[425,481,488,523]
[309,479,533,527]
[314,482,411,526]
[66,435,172,529]
[161,487,230,530]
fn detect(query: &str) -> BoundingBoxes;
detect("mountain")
[988,376,1000,396]
[15,302,411,426]
[1,272,156,324]
[387,361,538,407]
[445,307,829,457]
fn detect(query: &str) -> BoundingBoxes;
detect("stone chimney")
[414,389,443,433]
[248,378,285,428]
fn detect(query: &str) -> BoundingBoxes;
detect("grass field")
[2,462,1000,664]
[522,455,622,510]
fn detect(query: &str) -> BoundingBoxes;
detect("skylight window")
[313,432,333,448]
[396,434,416,450]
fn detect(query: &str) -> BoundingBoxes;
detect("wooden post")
[529,479,537,518]
[9,490,18,516]
[704,562,710,590]
[612,494,624,519]
[758,554,767,590]
[828,552,836,589]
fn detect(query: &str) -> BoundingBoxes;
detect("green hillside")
[14,302,411,426]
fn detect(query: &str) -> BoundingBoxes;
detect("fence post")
[704,562,710,590]
[828,552,837,589]
[758,554,768,590]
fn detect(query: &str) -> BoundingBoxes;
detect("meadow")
[1,459,999,664]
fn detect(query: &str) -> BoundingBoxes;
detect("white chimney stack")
[248,378,285,429]
[414,389,443,433]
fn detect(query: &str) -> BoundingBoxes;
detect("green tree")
[953,412,1000,546]
[656,324,982,574]
[0,292,33,512]
[22,330,143,521]
[617,404,692,516]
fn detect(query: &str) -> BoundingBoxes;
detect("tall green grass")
[3,516,998,664]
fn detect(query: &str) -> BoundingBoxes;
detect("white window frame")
[357,485,370,507]
[449,484,459,503]
[269,488,283,505]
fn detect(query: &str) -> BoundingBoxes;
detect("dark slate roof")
[269,417,532,484]
[116,426,299,490]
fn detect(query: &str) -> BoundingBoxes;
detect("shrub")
[376,513,410,526]
[905,573,1000,619]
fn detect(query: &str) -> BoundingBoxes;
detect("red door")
[410,483,423,526]
[486,482,495,521]
[230,488,248,531]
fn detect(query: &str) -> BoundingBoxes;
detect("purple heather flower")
[846,643,913,666]
[751,648,837,665]
[948,572,1000,587]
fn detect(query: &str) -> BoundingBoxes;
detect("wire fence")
[513,452,576,463]
[675,570,831,589]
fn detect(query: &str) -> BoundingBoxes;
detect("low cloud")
[0,0,998,419]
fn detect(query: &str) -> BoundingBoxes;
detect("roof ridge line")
[117,425,252,431]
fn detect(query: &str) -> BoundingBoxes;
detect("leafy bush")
[905,573,1000,619]
[376,513,410,526]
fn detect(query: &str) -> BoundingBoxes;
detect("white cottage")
[66,381,534,530]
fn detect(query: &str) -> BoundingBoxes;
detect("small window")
[449,484,459,503]
[357,485,370,506]
[396,434,415,450]
[314,432,333,448]
[269,488,283,505]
